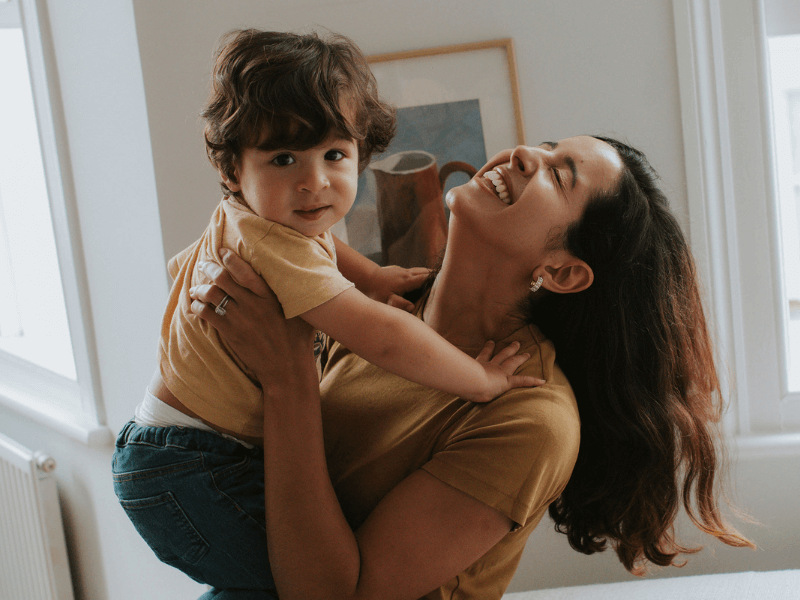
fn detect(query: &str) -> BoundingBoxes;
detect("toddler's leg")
[112,422,276,596]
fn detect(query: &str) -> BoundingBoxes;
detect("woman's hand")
[189,249,316,383]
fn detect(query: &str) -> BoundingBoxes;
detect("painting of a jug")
[369,150,476,269]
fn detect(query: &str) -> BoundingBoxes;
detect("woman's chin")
[444,189,456,210]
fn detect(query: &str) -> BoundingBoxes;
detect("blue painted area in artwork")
[346,98,487,262]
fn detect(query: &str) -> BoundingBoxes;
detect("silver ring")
[215,294,230,316]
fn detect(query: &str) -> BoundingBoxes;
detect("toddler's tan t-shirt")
[159,199,353,437]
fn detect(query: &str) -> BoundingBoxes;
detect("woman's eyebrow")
[541,141,578,189]
[565,156,578,190]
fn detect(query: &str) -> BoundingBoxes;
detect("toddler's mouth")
[295,206,330,221]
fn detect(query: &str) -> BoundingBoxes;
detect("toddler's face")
[225,134,359,238]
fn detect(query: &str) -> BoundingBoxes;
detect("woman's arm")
[190,253,514,600]
[258,337,512,600]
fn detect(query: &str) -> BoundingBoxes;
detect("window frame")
[672,0,800,455]
[0,0,108,445]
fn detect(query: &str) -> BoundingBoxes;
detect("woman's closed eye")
[552,166,565,192]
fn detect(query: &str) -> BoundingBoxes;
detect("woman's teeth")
[484,169,511,204]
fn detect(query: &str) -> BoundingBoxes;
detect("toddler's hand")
[364,265,429,312]
[467,341,545,402]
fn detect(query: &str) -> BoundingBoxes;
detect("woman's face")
[445,135,622,263]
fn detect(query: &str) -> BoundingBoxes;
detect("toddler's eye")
[325,150,345,161]
[272,153,295,166]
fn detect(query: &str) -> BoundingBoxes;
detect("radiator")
[0,433,74,600]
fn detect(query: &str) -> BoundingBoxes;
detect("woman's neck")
[421,243,527,356]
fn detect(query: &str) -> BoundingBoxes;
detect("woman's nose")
[508,145,543,175]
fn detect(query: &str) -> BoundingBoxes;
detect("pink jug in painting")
[369,150,476,268]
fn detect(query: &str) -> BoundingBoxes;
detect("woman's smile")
[484,168,513,204]
[472,174,512,207]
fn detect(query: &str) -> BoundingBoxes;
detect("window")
[767,34,800,390]
[0,26,75,380]
[0,0,106,444]
[673,0,800,450]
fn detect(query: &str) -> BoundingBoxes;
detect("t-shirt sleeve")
[421,382,580,529]
[247,227,354,319]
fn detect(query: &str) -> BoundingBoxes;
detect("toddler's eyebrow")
[327,133,356,143]
[254,139,282,151]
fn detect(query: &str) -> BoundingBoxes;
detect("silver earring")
[530,276,543,293]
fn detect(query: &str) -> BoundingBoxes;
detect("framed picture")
[338,39,526,268]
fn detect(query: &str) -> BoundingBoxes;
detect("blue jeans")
[112,421,278,599]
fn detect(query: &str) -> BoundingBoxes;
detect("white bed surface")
[503,569,800,600]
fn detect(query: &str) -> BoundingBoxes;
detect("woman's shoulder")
[506,323,575,399]
[425,326,581,528]
[472,323,580,446]
[469,376,579,446]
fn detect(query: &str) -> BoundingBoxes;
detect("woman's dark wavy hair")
[201,29,396,199]
[524,136,754,573]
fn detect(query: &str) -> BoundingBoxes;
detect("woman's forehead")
[548,136,623,191]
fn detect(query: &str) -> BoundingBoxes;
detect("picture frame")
[339,39,526,269]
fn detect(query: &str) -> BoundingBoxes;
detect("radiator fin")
[0,433,74,600]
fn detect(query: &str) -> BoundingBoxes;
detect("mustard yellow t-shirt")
[159,198,353,437]
[319,322,581,600]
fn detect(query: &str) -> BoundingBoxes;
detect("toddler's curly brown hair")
[201,29,396,199]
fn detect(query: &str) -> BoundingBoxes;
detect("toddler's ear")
[219,168,242,193]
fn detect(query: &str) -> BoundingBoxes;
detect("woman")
[190,135,753,599]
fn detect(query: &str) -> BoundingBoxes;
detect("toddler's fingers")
[509,375,546,388]
[476,340,496,362]
[387,294,415,313]
[497,352,530,373]
[394,267,431,293]
[490,340,522,362]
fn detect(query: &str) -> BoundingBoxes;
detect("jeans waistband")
[116,420,261,458]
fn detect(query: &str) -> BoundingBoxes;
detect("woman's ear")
[541,256,594,294]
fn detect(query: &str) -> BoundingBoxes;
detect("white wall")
[131,0,689,262]
[0,1,796,599]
